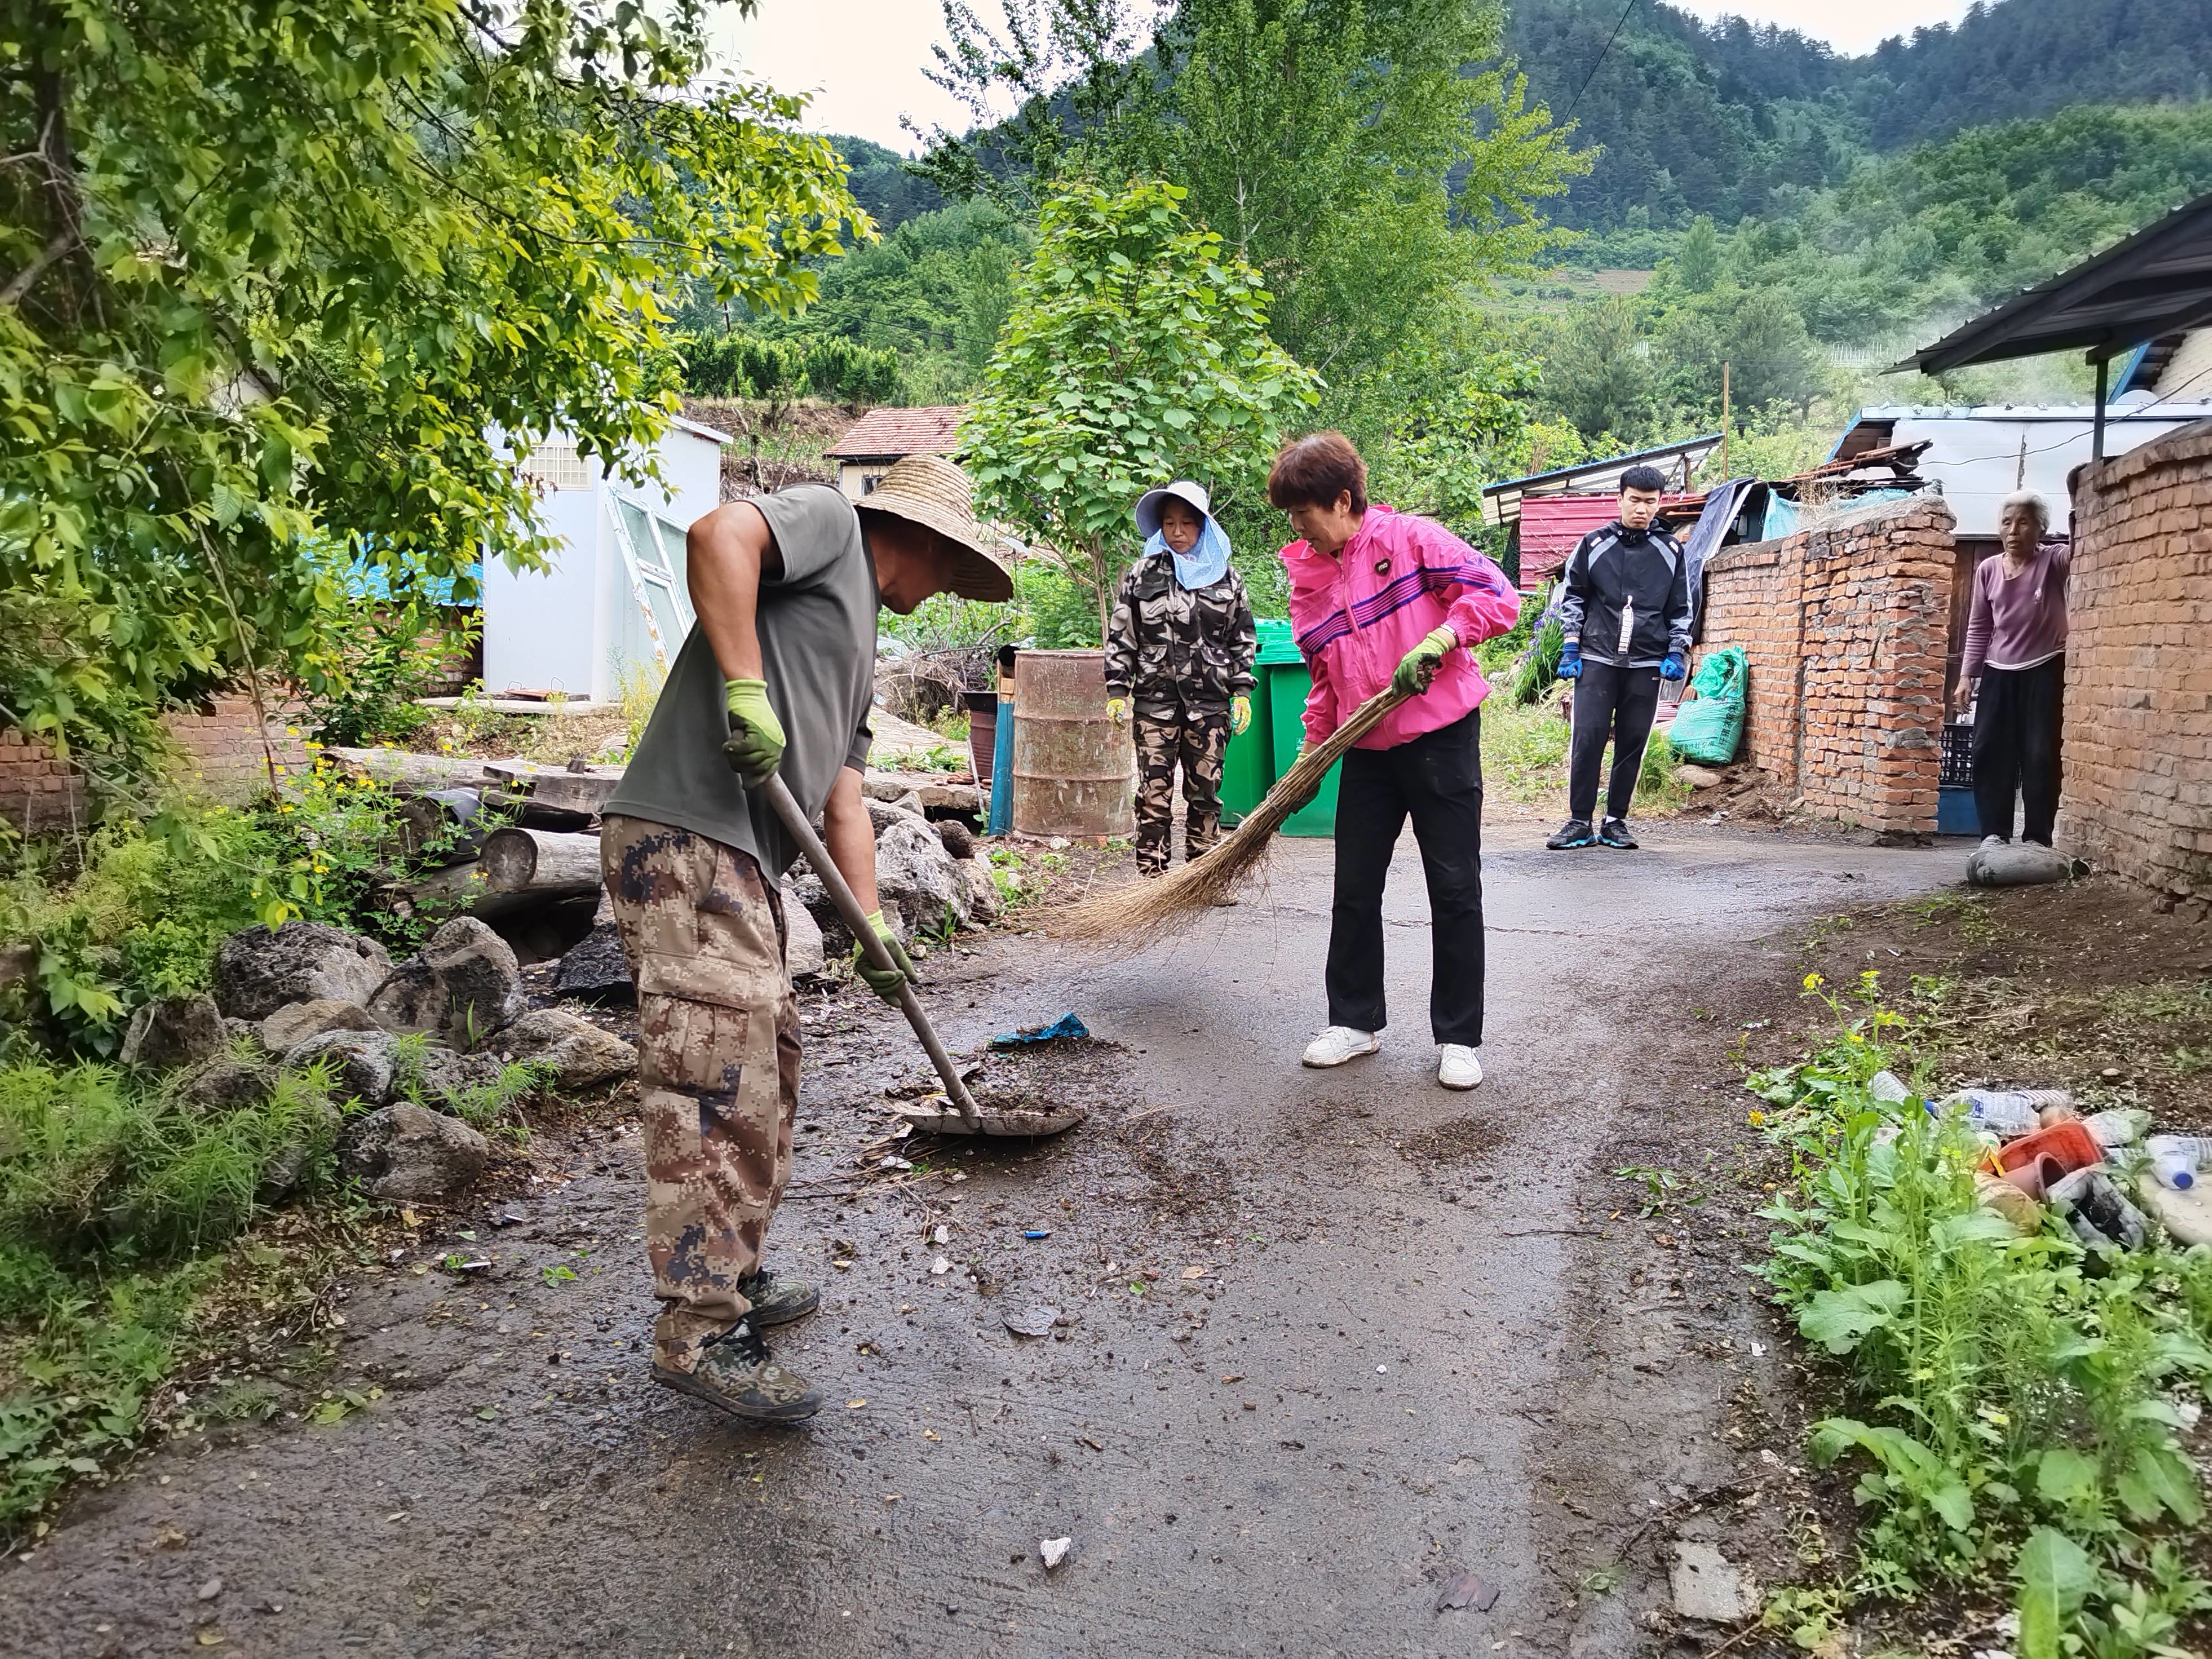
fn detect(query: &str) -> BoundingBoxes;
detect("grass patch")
[1746,972,2212,1652]
[0,1056,351,1538]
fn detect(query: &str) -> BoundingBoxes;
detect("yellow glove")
[1105,696,1129,727]
[853,910,918,1002]
[722,678,786,788]
[1229,695,1251,735]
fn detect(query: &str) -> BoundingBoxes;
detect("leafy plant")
[962,178,1321,641]
[305,599,478,750]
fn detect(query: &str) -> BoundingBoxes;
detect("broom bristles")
[1047,682,1413,946]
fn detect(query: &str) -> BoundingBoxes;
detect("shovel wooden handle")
[760,774,985,1133]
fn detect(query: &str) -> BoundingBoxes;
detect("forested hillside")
[1505,0,2212,229]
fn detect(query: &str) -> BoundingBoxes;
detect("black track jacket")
[1556,520,1692,669]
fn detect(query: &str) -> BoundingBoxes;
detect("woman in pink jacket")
[1269,431,1524,1091]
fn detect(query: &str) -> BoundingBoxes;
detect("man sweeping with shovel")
[599,455,1012,1423]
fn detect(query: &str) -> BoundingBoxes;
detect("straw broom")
[1049,680,1413,946]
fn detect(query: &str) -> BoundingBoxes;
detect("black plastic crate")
[1939,722,1974,787]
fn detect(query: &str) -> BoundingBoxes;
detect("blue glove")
[1556,640,1582,681]
[1660,653,1687,681]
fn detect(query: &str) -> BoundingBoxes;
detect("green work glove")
[1105,696,1129,728]
[1229,695,1251,736]
[1391,625,1459,697]
[853,909,918,1003]
[722,678,786,789]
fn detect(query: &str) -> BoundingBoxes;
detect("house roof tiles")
[827,406,965,460]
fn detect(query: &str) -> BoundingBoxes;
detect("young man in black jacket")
[1546,465,1692,851]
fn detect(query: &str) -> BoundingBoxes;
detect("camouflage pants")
[601,816,801,1373]
[1134,703,1230,875]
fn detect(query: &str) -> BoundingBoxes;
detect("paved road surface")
[3,822,1955,1658]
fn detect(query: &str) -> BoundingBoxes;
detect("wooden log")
[477,828,603,901]
[396,789,486,865]
[324,747,494,792]
[480,759,627,815]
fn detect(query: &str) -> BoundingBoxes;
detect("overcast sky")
[708,1,1986,151]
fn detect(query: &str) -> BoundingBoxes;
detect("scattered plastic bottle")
[1930,1087,2076,1139]
[1869,1070,1912,1105]
[2081,1107,2149,1150]
[2146,1135,2210,1191]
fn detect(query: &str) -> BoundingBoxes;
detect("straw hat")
[854,453,1014,603]
[1135,479,1212,538]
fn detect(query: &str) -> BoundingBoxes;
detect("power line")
[1562,0,1640,127]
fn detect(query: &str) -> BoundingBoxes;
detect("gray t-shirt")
[604,484,877,878]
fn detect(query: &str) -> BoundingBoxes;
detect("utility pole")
[1720,361,1731,478]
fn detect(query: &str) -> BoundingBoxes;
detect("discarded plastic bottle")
[2146,1135,2210,1191]
[1868,1070,1912,1105]
[2080,1108,2149,1150]
[1935,1090,2040,1138]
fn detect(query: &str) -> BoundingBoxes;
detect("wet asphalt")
[1,822,1957,1658]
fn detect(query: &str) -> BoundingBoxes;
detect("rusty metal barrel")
[1010,649,1134,839]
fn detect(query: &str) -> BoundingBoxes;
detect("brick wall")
[1697,495,1957,837]
[2057,420,2212,903]
[1,693,312,833]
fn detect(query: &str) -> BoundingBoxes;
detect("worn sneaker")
[1546,818,1597,850]
[1301,1026,1380,1068]
[651,1320,822,1423]
[736,1266,819,1328]
[1598,816,1639,850]
[1438,1045,1484,1091]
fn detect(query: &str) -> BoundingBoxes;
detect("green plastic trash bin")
[1255,619,1340,837]
[1218,662,1275,828]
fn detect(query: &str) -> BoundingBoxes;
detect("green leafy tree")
[1546,297,1652,445]
[2,0,865,783]
[961,178,1318,641]
[1675,214,1722,293]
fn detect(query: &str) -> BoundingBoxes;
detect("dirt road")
[3,823,1956,1658]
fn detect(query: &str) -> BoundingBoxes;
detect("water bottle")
[1933,1089,2040,1138]
[1869,1070,1912,1105]
[2146,1135,2209,1191]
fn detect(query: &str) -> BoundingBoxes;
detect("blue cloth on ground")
[992,1013,1090,1047]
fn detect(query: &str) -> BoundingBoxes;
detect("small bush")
[305,599,478,749]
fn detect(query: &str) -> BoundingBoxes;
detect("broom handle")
[761,775,985,1133]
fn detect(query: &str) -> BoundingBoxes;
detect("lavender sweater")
[1960,540,2070,684]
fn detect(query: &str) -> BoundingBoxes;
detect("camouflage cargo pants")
[601,816,801,1373]
[1133,703,1230,875]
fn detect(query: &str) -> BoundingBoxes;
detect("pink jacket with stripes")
[1282,504,1524,752]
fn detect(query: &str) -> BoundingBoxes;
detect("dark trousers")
[1325,711,1486,1047]
[1567,661,1662,822]
[1971,656,2064,846]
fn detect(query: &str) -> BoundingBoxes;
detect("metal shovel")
[762,775,1082,1138]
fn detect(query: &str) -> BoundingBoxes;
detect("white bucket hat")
[1134,479,1212,538]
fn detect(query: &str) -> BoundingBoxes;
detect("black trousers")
[1325,711,1486,1047]
[1567,660,1662,822]
[1972,656,2064,846]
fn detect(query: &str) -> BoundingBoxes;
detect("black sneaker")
[1598,817,1638,849]
[736,1266,818,1327]
[1546,818,1597,850]
[651,1320,822,1423]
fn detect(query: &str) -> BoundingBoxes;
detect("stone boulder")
[936,819,978,862]
[873,811,971,937]
[178,1056,276,1113]
[399,1042,504,1108]
[864,795,926,837]
[260,998,380,1056]
[491,1009,636,1091]
[961,858,1005,925]
[1968,841,2075,888]
[782,882,826,979]
[367,917,525,1043]
[214,922,392,1021]
[119,994,226,1070]
[283,1028,399,1107]
[552,921,633,1003]
[343,1104,489,1201]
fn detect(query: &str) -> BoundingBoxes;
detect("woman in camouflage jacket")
[1103,480,1258,877]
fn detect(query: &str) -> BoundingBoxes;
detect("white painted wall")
[482,419,729,701]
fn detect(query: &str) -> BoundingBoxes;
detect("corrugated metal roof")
[827,405,965,460]
[1519,494,1623,560]
[1480,435,1721,526]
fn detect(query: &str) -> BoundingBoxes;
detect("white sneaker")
[1438,1045,1484,1090]
[1301,1026,1379,1068]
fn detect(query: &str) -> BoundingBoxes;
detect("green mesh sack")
[1667,646,1746,765]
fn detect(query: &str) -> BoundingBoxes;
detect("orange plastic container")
[1990,1120,2104,1198]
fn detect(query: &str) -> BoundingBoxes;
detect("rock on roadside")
[120,994,226,1070]
[342,1104,489,1201]
[489,1009,636,1091]
[283,1029,400,1107]
[783,883,826,979]
[872,811,969,936]
[367,917,525,1042]
[215,922,393,1021]
[260,998,380,1056]
[178,1056,276,1113]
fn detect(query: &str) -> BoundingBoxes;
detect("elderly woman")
[1270,431,1523,1090]
[1953,490,2070,847]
